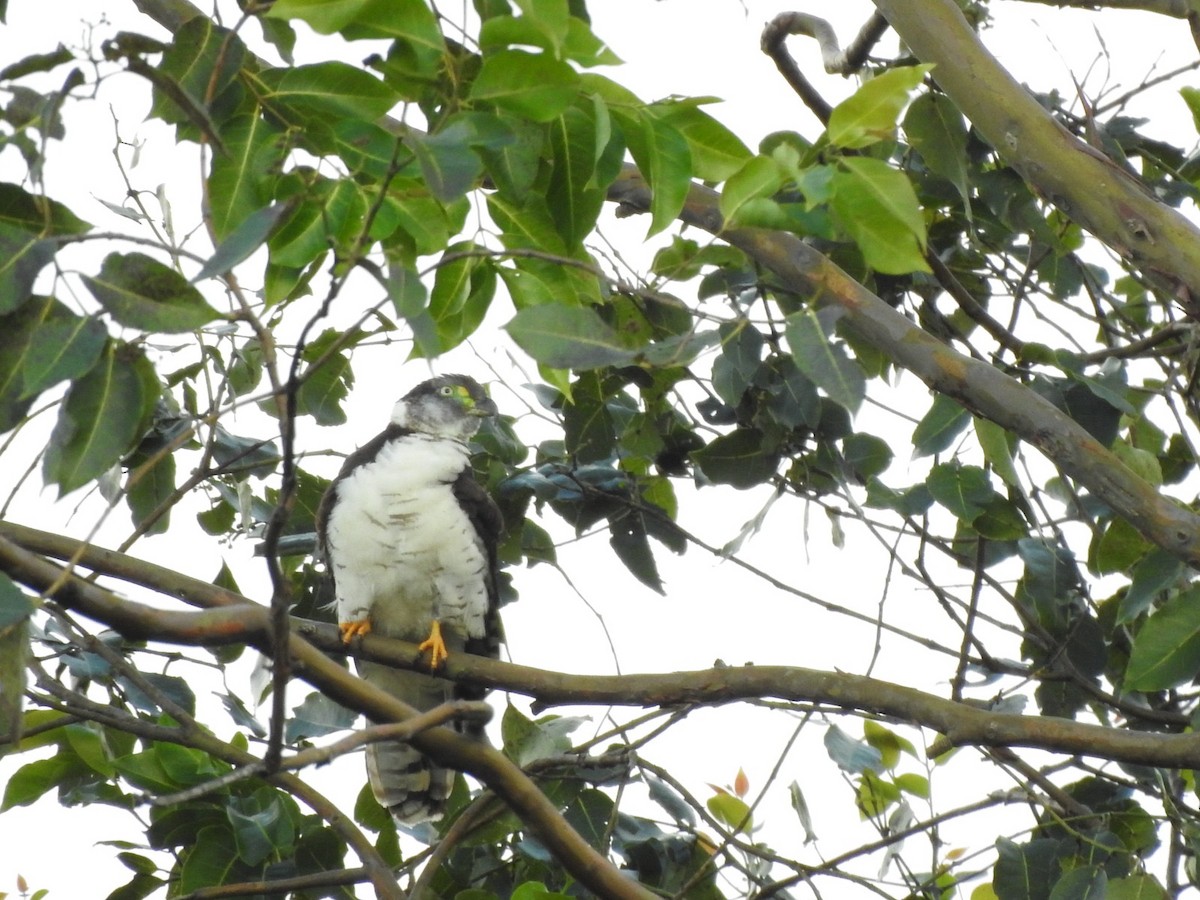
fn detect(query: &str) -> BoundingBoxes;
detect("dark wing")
[315,424,408,580]
[451,467,504,711]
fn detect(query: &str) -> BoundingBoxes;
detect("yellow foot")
[339,618,372,643]
[417,620,449,671]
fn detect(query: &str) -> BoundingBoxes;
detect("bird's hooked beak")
[468,395,499,418]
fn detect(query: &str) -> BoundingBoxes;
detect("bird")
[315,373,503,825]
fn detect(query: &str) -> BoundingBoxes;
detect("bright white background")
[0,1,1197,896]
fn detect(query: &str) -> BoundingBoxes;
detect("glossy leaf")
[545,105,608,247]
[1118,549,1185,623]
[19,312,106,399]
[0,221,53,314]
[207,116,286,241]
[830,156,929,274]
[827,64,933,149]
[258,62,400,119]
[706,790,752,833]
[506,303,633,369]
[720,155,784,227]
[784,309,866,413]
[928,462,994,522]
[0,182,91,235]
[692,429,780,489]
[654,101,752,183]
[904,91,971,208]
[468,50,580,122]
[912,393,970,458]
[82,253,220,333]
[618,108,691,236]
[43,343,160,495]
[1125,585,1200,690]
[192,203,290,282]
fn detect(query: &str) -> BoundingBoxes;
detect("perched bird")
[315,374,503,824]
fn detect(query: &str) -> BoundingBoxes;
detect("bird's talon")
[418,620,449,671]
[340,619,372,643]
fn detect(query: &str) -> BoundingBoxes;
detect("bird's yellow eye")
[439,385,454,396]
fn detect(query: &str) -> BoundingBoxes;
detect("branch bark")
[0,532,656,900]
[871,0,1200,307]
[5,523,1200,776]
[607,166,1200,569]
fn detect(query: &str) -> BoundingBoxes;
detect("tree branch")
[871,0,1200,310]
[606,166,1200,569]
[0,533,657,900]
[4,526,1200,778]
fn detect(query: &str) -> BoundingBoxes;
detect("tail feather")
[357,659,463,825]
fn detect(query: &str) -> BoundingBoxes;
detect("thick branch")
[1007,0,1197,15]
[608,167,1200,569]
[5,527,1200,776]
[0,534,655,900]
[871,0,1200,306]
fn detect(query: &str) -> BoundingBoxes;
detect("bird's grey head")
[390,374,498,440]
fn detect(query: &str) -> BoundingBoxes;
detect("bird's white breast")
[325,434,490,641]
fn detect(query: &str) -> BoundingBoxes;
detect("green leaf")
[150,17,245,128]
[609,511,664,594]
[227,794,294,866]
[207,116,286,241]
[842,433,892,481]
[410,121,484,202]
[1049,865,1106,900]
[0,182,91,235]
[286,692,356,742]
[784,309,866,414]
[296,347,353,427]
[0,222,54,314]
[19,313,107,399]
[706,791,752,833]
[82,253,220,333]
[193,203,291,282]
[545,105,608,246]
[1182,86,1200,135]
[42,342,159,494]
[619,108,691,236]
[1091,516,1149,576]
[1118,549,1185,624]
[654,101,752,183]
[911,393,970,458]
[264,0,369,33]
[994,838,1059,900]
[830,156,929,275]
[1,753,83,810]
[506,303,634,369]
[1125,585,1200,690]
[827,64,933,149]
[904,92,971,209]
[1106,875,1167,900]
[469,50,580,122]
[720,155,784,228]
[127,453,176,536]
[692,429,780,489]
[0,574,30,747]
[0,45,75,81]
[928,462,994,522]
[501,704,586,767]
[259,62,400,119]
[975,417,1020,486]
[179,825,245,894]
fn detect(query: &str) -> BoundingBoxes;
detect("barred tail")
[357,660,457,824]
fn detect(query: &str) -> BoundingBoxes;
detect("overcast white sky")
[1,1,1198,897]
